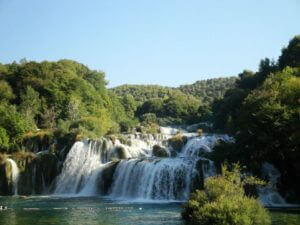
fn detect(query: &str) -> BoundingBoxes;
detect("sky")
[0,0,299,87]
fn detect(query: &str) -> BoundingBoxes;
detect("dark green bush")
[182,165,271,225]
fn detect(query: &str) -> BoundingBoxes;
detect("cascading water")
[54,127,227,201]
[6,159,19,195]
[258,162,287,207]
[110,158,196,201]
[181,134,233,157]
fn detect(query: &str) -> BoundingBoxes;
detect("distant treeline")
[111,76,237,105]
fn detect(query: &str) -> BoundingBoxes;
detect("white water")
[258,162,287,207]
[53,128,292,205]
[54,128,226,201]
[110,158,196,200]
[181,134,233,157]
[7,159,19,195]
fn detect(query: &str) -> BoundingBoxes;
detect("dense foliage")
[111,78,237,124]
[182,165,270,225]
[111,84,184,103]
[136,93,202,125]
[111,85,203,125]
[210,35,300,201]
[0,60,135,152]
[178,77,237,104]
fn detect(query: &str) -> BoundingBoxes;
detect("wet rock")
[96,161,120,195]
[10,152,60,195]
[115,146,127,159]
[167,135,187,152]
[152,145,168,157]
[190,159,212,192]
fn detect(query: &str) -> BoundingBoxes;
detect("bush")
[140,113,157,124]
[182,165,271,225]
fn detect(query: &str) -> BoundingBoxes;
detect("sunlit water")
[0,196,182,225]
[0,196,299,225]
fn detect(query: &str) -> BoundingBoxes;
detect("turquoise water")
[0,196,299,225]
[0,196,182,225]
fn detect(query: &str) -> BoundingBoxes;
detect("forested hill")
[110,84,183,103]
[111,77,237,104]
[178,77,237,104]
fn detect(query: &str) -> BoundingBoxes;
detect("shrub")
[182,164,271,225]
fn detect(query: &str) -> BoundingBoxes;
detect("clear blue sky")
[0,0,299,87]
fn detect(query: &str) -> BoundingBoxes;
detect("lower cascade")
[54,128,227,201]
[258,163,287,207]
[0,127,290,205]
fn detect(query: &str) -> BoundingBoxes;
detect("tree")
[0,127,9,149]
[121,94,137,118]
[0,103,30,144]
[19,86,41,124]
[66,95,83,121]
[279,35,300,69]
[0,80,15,102]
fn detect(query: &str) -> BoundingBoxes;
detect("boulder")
[96,161,120,195]
[152,145,168,157]
[115,146,127,159]
[167,135,188,152]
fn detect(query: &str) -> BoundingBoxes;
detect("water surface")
[0,196,299,225]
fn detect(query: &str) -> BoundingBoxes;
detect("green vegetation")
[111,84,183,103]
[0,59,135,153]
[112,85,204,125]
[178,77,237,104]
[182,165,271,225]
[210,35,300,201]
[111,77,237,125]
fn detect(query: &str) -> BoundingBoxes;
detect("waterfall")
[32,164,36,195]
[109,158,197,201]
[54,141,104,194]
[181,134,233,157]
[54,129,229,201]
[7,159,19,195]
[258,163,286,207]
